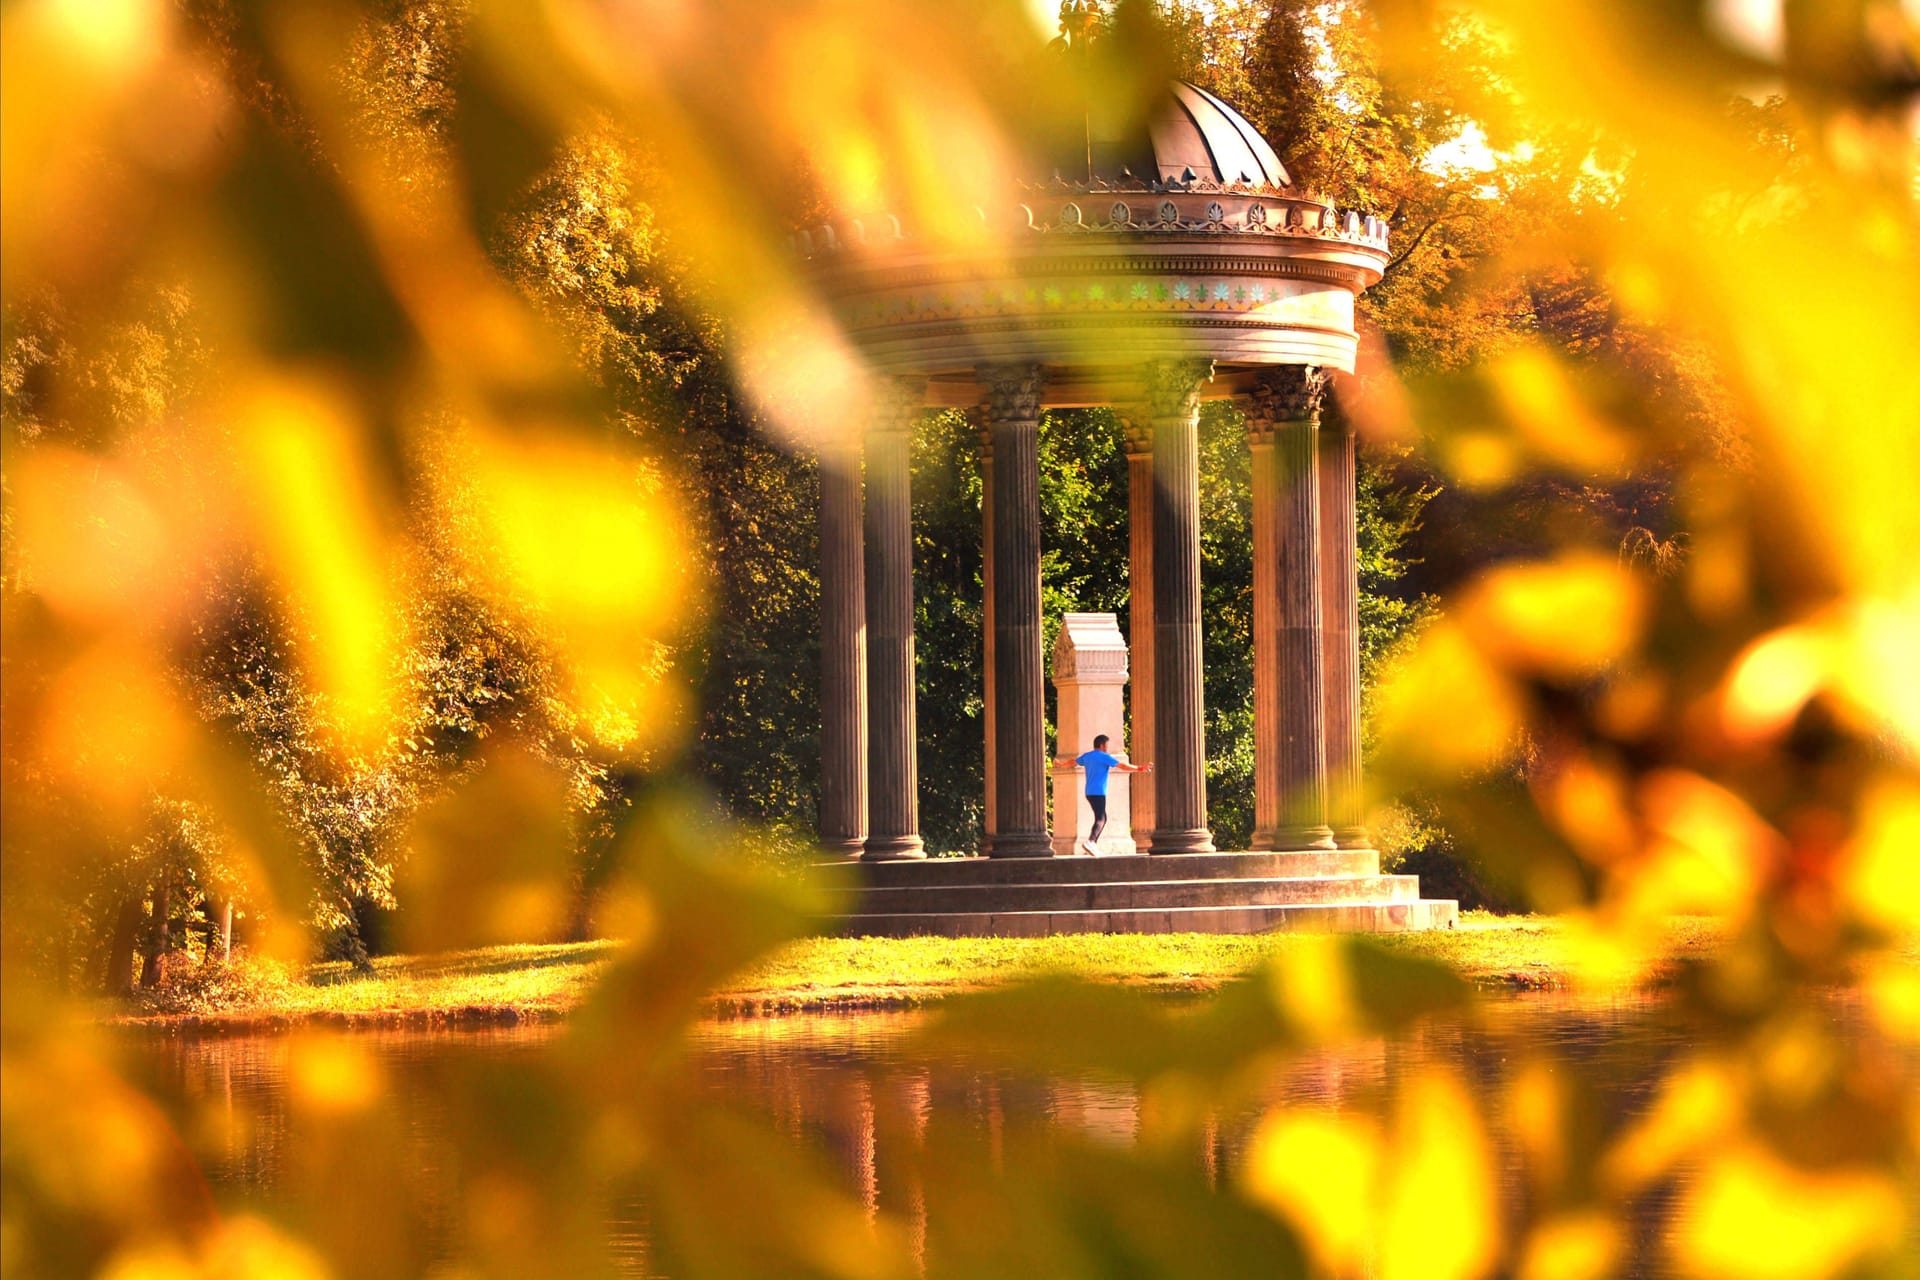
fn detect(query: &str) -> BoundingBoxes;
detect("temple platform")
[820,851,1458,938]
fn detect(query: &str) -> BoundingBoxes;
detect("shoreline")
[100,915,1724,1038]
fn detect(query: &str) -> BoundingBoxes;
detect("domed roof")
[1080,80,1291,190]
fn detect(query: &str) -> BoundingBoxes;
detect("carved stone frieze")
[979,363,1047,423]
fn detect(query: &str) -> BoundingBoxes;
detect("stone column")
[1145,359,1216,854]
[975,410,998,855]
[863,377,926,860]
[1319,403,1369,848]
[819,443,868,858]
[979,364,1052,856]
[1247,368,1335,850]
[1122,416,1156,850]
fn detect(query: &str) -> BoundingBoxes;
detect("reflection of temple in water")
[135,996,1718,1276]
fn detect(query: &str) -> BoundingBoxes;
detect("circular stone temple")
[801,7,1455,936]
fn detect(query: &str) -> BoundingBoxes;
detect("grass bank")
[111,915,1723,1033]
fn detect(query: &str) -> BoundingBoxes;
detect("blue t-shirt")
[1075,750,1120,796]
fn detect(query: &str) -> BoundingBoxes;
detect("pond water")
[122,992,1891,1277]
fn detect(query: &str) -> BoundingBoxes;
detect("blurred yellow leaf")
[1516,1211,1619,1280]
[1374,619,1526,778]
[1719,625,1829,746]
[1620,770,1777,923]
[1242,1108,1381,1275]
[287,1035,383,1118]
[199,1217,333,1280]
[1602,1055,1744,1192]
[1674,1143,1906,1280]
[1380,1070,1499,1280]
[1267,934,1359,1043]
[1835,775,1920,936]
[36,642,192,821]
[1504,1060,1567,1193]
[1461,553,1648,680]
[240,378,405,756]
[1489,345,1634,477]
[1536,755,1635,866]
[1859,954,1920,1044]
[397,748,575,953]
[9,445,172,625]
[458,427,696,750]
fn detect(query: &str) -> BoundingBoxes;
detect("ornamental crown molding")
[1051,611,1130,683]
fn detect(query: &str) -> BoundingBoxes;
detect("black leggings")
[1087,793,1108,842]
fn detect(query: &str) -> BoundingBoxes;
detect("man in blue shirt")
[1064,734,1151,856]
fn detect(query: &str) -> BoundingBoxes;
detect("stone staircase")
[820,850,1458,938]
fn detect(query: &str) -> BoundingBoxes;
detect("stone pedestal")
[1049,613,1136,857]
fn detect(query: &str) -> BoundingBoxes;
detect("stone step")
[840,874,1421,916]
[820,849,1381,888]
[831,899,1460,939]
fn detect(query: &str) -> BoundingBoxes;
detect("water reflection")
[123,993,1874,1277]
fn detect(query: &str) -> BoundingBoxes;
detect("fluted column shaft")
[1123,422,1155,850]
[1248,369,1335,850]
[819,445,868,857]
[1319,408,1369,847]
[976,413,998,854]
[863,378,926,860]
[1146,359,1216,854]
[980,364,1052,857]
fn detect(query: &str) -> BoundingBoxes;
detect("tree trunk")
[140,880,171,989]
[104,898,142,997]
[215,898,233,963]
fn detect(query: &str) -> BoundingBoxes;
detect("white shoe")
[1086,839,1104,857]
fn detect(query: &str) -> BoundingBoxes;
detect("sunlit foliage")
[4,0,1917,1277]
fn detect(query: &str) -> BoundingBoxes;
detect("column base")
[989,832,1055,858]
[860,835,927,861]
[821,836,867,860]
[1251,826,1337,852]
[1332,826,1371,850]
[1148,828,1216,855]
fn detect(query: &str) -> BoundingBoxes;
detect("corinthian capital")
[871,374,927,434]
[978,363,1047,423]
[1248,366,1328,431]
[1141,359,1215,422]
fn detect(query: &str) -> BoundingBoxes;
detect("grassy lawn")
[113,914,1732,1031]
[715,913,1725,1012]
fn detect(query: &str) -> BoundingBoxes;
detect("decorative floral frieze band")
[831,276,1347,330]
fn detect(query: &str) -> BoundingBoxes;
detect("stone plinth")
[1049,613,1136,857]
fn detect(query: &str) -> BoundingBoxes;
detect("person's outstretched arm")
[1115,761,1152,773]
